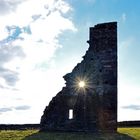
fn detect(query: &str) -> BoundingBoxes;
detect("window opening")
[69,109,73,119]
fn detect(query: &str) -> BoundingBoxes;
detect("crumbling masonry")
[40,22,117,132]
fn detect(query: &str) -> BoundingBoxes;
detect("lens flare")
[79,81,85,88]
[71,75,94,94]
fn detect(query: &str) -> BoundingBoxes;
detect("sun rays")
[78,81,85,88]
[70,74,95,95]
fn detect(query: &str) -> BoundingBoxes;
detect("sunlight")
[71,75,93,94]
[79,81,85,88]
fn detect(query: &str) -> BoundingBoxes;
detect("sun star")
[79,81,85,88]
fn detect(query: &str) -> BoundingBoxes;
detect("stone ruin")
[40,22,117,132]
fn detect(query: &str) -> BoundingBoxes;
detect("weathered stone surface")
[40,22,117,132]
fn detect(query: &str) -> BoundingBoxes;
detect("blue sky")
[0,0,140,124]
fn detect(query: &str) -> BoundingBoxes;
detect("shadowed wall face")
[40,22,117,132]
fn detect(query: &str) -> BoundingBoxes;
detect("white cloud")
[0,0,26,15]
[0,0,77,123]
[0,0,76,87]
[118,75,140,121]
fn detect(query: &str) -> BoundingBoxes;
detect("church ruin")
[40,22,117,132]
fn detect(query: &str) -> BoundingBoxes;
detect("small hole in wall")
[69,109,73,119]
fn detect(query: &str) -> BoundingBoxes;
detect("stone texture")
[40,22,117,132]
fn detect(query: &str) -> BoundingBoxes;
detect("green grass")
[118,127,140,140]
[0,128,140,140]
[0,130,38,140]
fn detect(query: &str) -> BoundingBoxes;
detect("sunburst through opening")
[78,81,85,88]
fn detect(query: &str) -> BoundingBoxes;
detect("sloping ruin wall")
[40,22,117,132]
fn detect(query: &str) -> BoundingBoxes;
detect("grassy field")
[0,128,140,140]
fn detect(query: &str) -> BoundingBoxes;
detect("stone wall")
[40,22,117,132]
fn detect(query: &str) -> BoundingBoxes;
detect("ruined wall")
[40,22,117,132]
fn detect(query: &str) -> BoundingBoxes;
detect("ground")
[0,128,140,140]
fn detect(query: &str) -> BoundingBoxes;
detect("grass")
[0,128,140,140]
[118,127,140,140]
[0,130,38,140]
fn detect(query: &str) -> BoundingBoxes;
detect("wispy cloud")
[0,0,76,89]
[0,107,12,113]
[121,13,126,23]
[122,105,140,110]
[0,0,26,15]
[0,0,76,123]
[0,105,31,114]
[14,105,31,110]
[0,44,25,87]
[0,67,19,86]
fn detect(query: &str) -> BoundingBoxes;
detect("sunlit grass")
[118,127,140,140]
[0,130,38,140]
[0,128,140,140]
